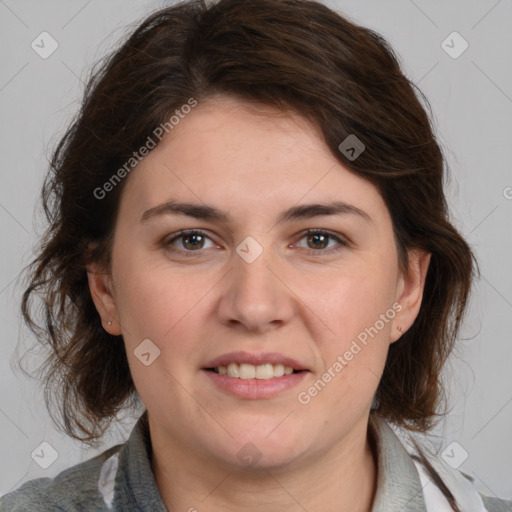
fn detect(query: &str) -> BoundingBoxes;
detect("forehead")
[118,94,388,227]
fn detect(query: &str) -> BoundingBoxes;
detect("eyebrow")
[140,199,372,225]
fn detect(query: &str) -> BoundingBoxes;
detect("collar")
[120,410,167,511]
[368,413,428,511]
[119,411,429,511]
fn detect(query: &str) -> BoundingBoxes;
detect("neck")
[149,414,378,512]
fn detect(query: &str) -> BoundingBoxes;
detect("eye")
[294,229,348,255]
[163,228,348,258]
[165,229,217,256]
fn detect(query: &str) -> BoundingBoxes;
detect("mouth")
[202,351,310,379]
[204,363,306,380]
[201,352,310,398]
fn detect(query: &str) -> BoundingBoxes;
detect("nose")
[216,240,295,334]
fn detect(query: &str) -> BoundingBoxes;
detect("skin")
[87,93,431,512]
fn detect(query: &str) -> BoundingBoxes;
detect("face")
[88,94,429,472]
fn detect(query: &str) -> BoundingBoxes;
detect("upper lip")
[202,351,309,371]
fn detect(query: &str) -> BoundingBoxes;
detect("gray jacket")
[1,412,510,511]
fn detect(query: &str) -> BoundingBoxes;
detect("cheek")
[299,260,397,401]
[113,259,209,408]
[111,249,207,357]
[299,258,397,343]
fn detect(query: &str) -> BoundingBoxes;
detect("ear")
[391,248,431,343]
[86,261,122,336]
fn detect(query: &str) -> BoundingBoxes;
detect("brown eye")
[181,232,206,250]
[295,229,347,254]
[306,232,329,250]
[165,229,216,255]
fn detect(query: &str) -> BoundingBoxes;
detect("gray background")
[1,0,511,501]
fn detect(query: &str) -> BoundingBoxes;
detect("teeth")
[239,363,255,379]
[216,363,297,380]
[273,364,285,377]
[227,363,240,378]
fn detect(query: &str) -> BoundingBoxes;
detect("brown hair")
[20,0,476,507]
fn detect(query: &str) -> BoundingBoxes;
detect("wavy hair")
[20,1,477,508]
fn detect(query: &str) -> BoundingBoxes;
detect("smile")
[206,363,301,380]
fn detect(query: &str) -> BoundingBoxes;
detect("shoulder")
[409,444,512,512]
[378,417,512,512]
[479,494,512,512]
[0,444,123,512]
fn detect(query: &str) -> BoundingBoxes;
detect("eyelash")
[163,228,348,258]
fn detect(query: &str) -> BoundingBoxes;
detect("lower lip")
[202,369,309,399]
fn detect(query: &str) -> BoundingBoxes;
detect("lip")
[202,368,308,399]
[202,351,309,371]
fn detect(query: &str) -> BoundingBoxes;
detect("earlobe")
[392,249,431,342]
[86,262,122,335]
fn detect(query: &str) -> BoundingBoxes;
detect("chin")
[222,447,305,474]
[220,425,309,471]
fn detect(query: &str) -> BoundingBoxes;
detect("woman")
[1,0,510,510]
